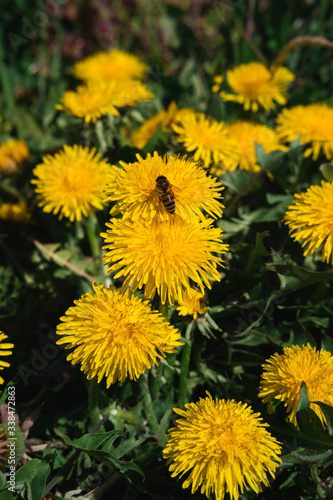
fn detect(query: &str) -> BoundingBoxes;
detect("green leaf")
[297,381,311,412]
[56,429,122,451]
[283,447,333,465]
[55,429,145,480]
[33,240,95,282]
[245,231,270,274]
[265,263,333,292]
[297,407,332,445]
[255,143,286,170]
[0,471,15,498]
[15,459,50,500]
[220,170,254,193]
[315,402,333,436]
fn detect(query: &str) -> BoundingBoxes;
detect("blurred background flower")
[276,103,333,160]
[220,62,294,112]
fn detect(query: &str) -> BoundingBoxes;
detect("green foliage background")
[1,1,333,499]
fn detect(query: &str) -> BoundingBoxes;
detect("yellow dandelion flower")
[163,393,282,500]
[0,333,14,385]
[172,110,238,168]
[283,181,333,264]
[223,120,289,173]
[105,152,225,223]
[56,81,120,123]
[73,50,147,83]
[177,289,208,319]
[56,283,183,386]
[130,101,179,149]
[221,62,294,112]
[110,79,154,108]
[0,201,33,224]
[0,139,29,174]
[131,110,167,149]
[259,344,333,427]
[31,145,114,222]
[102,216,228,306]
[276,103,333,160]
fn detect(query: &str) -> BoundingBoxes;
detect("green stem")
[151,300,170,400]
[139,371,159,435]
[85,214,102,260]
[178,321,194,407]
[88,378,102,431]
[95,119,108,155]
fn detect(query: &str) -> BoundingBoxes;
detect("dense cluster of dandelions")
[0,139,29,174]
[0,333,14,385]
[283,181,333,264]
[31,145,114,222]
[220,62,294,112]
[57,50,153,122]
[276,102,333,160]
[48,50,299,499]
[56,283,183,387]
[163,393,282,500]
[259,344,333,427]
[105,152,225,223]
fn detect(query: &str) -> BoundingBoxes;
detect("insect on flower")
[154,175,181,214]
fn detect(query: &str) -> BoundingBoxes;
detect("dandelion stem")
[95,119,108,155]
[139,371,159,435]
[178,321,194,407]
[88,378,103,431]
[151,300,170,400]
[85,214,102,261]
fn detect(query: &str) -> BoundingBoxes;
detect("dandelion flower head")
[105,152,225,223]
[56,81,120,123]
[177,288,208,319]
[56,283,183,386]
[31,145,114,222]
[109,79,154,108]
[102,216,228,305]
[0,139,29,174]
[259,344,333,427]
[0,333,14,385]
[73,50,147,82]
[224,120,288,173]
[221,62,294,112]
[276,103,333,160]
[283,181,333,264]
[130,101,179,149]
[172,110,239,168]
[0,201,33,224]
[163,393,282,500]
